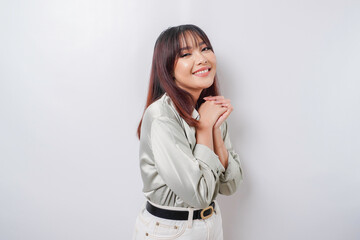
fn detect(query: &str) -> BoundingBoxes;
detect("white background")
[1,0,359,239]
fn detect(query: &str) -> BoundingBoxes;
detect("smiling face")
[173,32,217,101]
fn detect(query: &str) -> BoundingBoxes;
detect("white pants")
[132,200,223,240]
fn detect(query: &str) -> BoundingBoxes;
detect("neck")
[191,90,202,107]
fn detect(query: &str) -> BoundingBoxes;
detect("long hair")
[136,24,221,139]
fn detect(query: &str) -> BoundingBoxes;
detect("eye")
[202,46,212,51]
[180,53,191,57]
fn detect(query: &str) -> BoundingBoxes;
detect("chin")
[192,76,215,89]
[205,77,215,87]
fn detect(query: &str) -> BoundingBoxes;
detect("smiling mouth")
[193,68,211,75]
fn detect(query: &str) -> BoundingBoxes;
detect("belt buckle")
[200,205,214,220]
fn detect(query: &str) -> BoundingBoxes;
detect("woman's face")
[173,33,216,100]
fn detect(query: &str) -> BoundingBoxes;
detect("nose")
[194,51,208,65]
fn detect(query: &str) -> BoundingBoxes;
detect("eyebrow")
[180,41,206,51]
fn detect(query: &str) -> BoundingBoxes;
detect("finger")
[216,110,230,125]
[217,98,230,103]
[215,100,226,104]
[222,102,232,108]
[204,96,224,100]
[221,100,230,105]
[220,109,231,119]
[214,96,225,100]
[216,100,230,106]
[214,98,229,104]
[203,97,214,101]
[203,95,213,99]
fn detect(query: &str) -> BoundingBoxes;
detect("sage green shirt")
[139,92,243,209]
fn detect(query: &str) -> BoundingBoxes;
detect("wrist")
[213,125,221,132]
[197,121,213,131]
[213,127,222,138]
[195,127,214,151]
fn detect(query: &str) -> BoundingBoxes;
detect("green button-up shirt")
[139,92,243,209]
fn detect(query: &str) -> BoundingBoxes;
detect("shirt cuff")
[219,150,238,182]
[193,144,225,174]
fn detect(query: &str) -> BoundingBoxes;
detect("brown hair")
[136,24,221,139]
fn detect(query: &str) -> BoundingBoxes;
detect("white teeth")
[194,69,209,74]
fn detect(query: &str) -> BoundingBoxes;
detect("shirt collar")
[191,107,200,120]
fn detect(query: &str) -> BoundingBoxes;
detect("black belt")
[146,201,215,220]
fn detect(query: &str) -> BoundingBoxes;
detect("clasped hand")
[197,96,233,130]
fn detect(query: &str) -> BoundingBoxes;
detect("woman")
[134,24,243,240]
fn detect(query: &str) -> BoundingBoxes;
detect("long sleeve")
[150,116,225,209]
[218,120,244,195]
